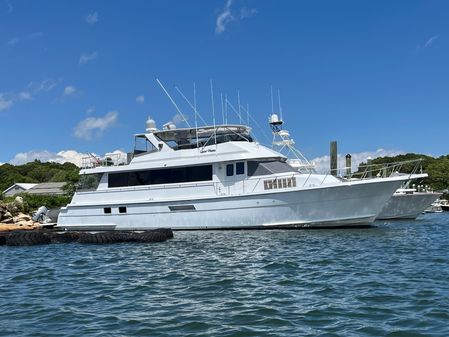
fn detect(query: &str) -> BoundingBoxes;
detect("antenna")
[237,90,241,124]
[225,98,244,122]
[193,82,199,151]
[246,103,249,125]
[278,89,283,121]
[240,104,271,143]
[174,85,207,125]
[156,78,191,127]
[210,79,217,147]
[225,94,228,124]
[220,93,225,125]
[270,85,274,115]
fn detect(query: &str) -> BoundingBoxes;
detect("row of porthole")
[104,206,127,214]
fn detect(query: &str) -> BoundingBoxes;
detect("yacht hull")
[57,178,406,230]
[377,192,442,220]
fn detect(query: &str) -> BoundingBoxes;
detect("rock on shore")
[0,197,42,232]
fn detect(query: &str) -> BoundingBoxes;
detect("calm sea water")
[1,213,449,337]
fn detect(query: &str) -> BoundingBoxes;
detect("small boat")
[439,199,449,211]
[424,200,443,213]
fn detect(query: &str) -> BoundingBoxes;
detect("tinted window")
[247,160,295,177]
[226,164,234,176]
[236,162,245,175]
[77,173,103,191]
[109,165,213,188]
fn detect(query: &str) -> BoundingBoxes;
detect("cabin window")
[134,136,157,156]
[236,162,245,175]
[247,160,295,177]
[104,207,111,214]
[226,164,234,176]
[77,173,103,191]
[108,165,213,188]
[119,206,127,214]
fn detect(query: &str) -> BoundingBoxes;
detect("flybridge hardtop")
[81,124,287,174]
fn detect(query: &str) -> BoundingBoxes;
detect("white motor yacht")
[57,119,417,231]
[377,186,442,220]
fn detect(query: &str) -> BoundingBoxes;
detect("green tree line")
[0,160,79,194]
[358,153,449,192]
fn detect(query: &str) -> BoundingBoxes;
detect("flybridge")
[151,124,254,151]
[80,124,255,169]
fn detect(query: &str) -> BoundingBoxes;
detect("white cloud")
[417,35,438,50]
[216,0,235,34]
[310,149,405,174]
[64,85,77,96]
[85,11,99,25]
[215,0,257,34]
[0,95,13,111]
[7,32,43,47]
[10,150,62,165]
[74,111,118,140]
[136,95,145,104]
[30,78,58,93]
[240,7,257,19]
[79,51,98,64]
[18,92,32,100]
[424,35,438,48]
[86,106,95,114]
[7,37,20,46]
[0,79,57,112]
[8,149,126,167]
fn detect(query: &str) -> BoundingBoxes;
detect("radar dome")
[146,117,157,132]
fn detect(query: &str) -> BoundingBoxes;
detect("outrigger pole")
[156,78,191,128]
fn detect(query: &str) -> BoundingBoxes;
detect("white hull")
[57,177,406,230]
[377,192,441,220]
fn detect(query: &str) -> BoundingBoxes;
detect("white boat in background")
[267,112,437,222]
[424,199,444,213]
[439,199,449,211]
[377,186,442,220]
[56,118,417,231]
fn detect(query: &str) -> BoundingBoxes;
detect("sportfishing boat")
[377,186,442,220]
[56,118,418,231]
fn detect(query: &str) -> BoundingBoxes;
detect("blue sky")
[1,0,448,166]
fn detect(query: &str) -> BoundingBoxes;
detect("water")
[1,213,449,337]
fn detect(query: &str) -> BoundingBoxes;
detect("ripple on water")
[1,215,449,336]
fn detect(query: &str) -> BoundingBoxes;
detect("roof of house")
[26,182,67,195]
[2,183,38,195]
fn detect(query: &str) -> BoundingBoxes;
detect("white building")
[2,183,37,198]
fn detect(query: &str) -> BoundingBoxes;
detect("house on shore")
[2,183,37,198]
[2,182,67,197]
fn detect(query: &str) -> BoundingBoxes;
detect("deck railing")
[81,153,128,169]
